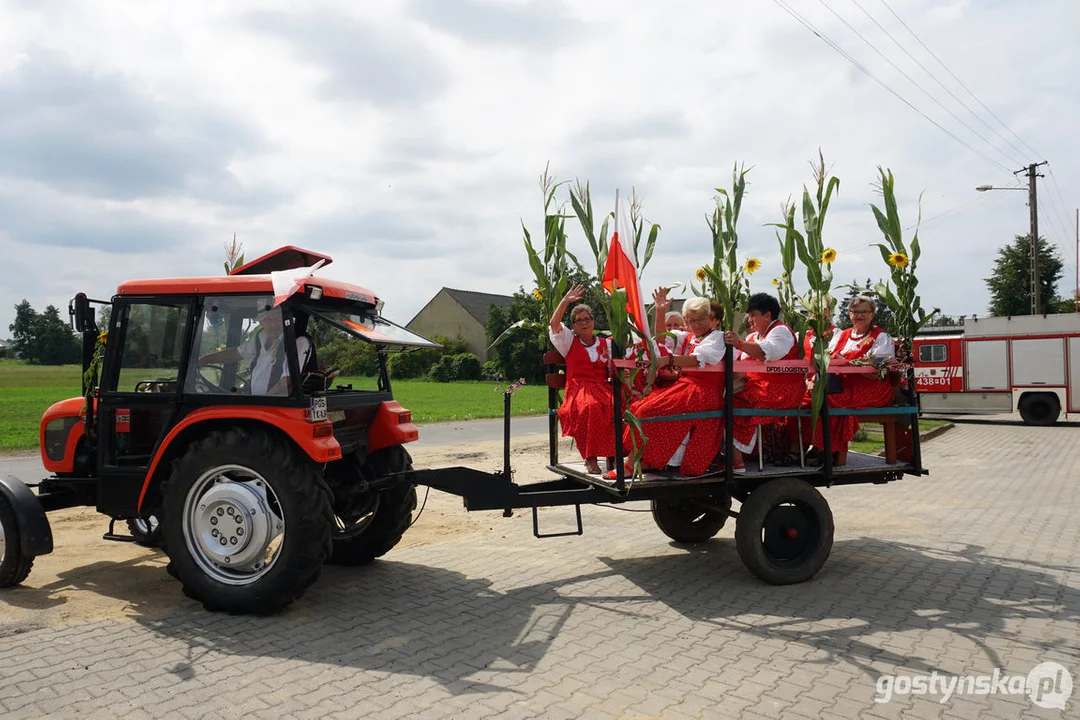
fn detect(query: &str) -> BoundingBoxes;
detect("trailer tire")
[329,446,416,566]
[1019,393,1059,426]
[651,493,731,544]
[735,478,833,585]
[0,496,34,588]
[161,428,333,614]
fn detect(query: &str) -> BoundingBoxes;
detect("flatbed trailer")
[406,348,926,585]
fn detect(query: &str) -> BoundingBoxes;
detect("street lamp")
[976,167,1045,315]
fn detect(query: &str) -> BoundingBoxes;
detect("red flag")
[602,190,654,353]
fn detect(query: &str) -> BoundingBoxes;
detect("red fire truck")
[913,314,1080,425]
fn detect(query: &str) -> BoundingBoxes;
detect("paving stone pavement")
[1,420,1077,719]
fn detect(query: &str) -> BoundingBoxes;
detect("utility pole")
[1016,162,1048,315]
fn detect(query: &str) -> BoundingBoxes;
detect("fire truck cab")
[914,314,1080,425]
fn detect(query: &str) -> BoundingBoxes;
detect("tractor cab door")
[97,298,193,517]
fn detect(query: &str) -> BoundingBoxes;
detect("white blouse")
[549,325,606,362]
[829,328,895,359]
[737,322,795,362]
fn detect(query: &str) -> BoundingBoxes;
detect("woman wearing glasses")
[806,294,896,461]
[549,284,615,474]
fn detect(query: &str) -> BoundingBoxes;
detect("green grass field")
[0,360,549,453]
[0,360,945,456]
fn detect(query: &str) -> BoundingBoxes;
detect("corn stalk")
[700,164,752,331]
[774,199,807,356]
[771,151,840,433]
[869,167,939,360]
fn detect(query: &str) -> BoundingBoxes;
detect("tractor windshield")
[300,305,440,351]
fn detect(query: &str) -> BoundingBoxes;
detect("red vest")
[832,326,885,361]
[565,335,610,384]
[749,322,802,391]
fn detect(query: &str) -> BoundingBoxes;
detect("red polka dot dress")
[624,330,725,476]
[551,326,616,459]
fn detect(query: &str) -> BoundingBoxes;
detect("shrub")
[428,355,455,383]
[450,353,482,381]
[481,360,502,380]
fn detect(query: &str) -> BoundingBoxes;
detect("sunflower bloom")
[744,258,761,274]
[821,248,837,264]
[96,332,109,344]
[695,267,707,282]
[770,278,780,286]
[889,253,909,269]
[532,288,543,302]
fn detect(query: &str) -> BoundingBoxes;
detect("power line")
[817,0,1025,171]
[771,0,1014,174]
[876,0,1044,160]
[848,0,1031,167]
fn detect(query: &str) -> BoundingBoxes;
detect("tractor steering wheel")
[195,364,231,394]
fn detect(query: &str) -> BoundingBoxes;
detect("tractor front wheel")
[0,496,34,588]
[329,446,417,566]
[161,428,333,614]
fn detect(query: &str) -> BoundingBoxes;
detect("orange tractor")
[0,247,438,613]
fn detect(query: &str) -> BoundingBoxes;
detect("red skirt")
[806,375,896,449]
[625,376,723,476]
[732,375,807,450]
[559,378,616,459]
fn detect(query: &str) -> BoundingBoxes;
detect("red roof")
[116,275,378,305]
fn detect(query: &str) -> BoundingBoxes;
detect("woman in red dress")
[723,293,806,470]
[806,295,896,458]
[608,290,726,478]
[549,284,616,474]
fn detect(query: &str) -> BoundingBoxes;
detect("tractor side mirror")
[70,293,95,332]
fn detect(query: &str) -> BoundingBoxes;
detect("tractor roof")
[115,246,378,305]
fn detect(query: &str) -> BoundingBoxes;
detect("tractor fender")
[137,406,341,512]
[0,475,54,556]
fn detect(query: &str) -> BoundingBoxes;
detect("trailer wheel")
[127,515,162,548]
[161,428,333,614]
[1019,393,1060,426]
[651,493,732,544]
[735,478,833,585]
[0,496,34,588]
[329,446,416,566]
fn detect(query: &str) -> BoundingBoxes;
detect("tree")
[836,279,896,335]
[9,300,38,360]
[985,235,1065,316]
[8,300,79,364]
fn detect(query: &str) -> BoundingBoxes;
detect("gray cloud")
[408,0,579,48]
[302,208,482,259]
[245,10,448,105]
[0,192,193,253]
[576,113,692,144]
[0,52,272,205]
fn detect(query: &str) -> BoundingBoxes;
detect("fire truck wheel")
[650,493,731,544]
[735,478,833,585]
[329,446,416,566]
[1018,393,1060,426]
[127,515,162,548]
[0,495,35,588]
[161,427,333,614]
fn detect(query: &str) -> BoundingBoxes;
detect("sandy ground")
[0,437,566,629]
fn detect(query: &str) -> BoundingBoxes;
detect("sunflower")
[532,288,543,302]
[770,278,780,286]
[888,252,909,269]
[695,267,707,282]
[821,247,837,264]
[744,258,761,274]
[96,331,109,345]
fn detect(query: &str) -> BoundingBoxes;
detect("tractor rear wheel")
[651,493,731,544]
[735,478,833,585]
[161,428,333,614]
[329,446,417,566]
[0,495,34,588]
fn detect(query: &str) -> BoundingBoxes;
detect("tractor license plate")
[309,397,328,422]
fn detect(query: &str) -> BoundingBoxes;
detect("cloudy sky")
[1,0,1077,338]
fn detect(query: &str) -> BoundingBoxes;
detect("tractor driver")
[198,306,313,396]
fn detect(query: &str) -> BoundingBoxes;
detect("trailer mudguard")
[0,475,54,556]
